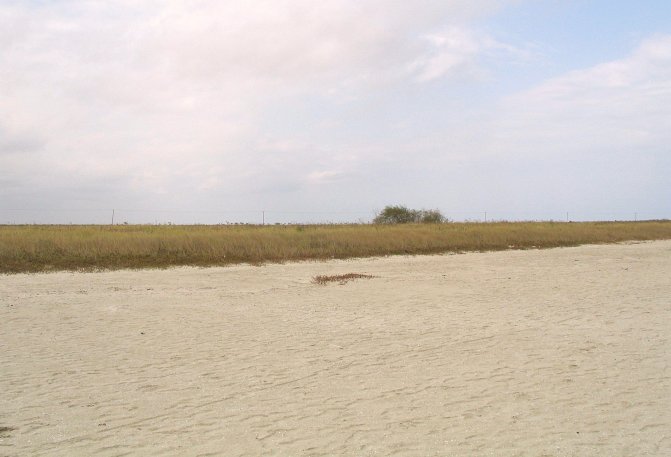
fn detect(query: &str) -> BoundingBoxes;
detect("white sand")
[1,241,670,456]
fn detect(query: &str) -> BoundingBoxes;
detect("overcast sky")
[1,0,670,224]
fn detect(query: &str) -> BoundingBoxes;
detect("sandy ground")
[1,241,670,457]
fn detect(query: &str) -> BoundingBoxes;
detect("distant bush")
[417,209,445,224]
[373,205,417,224]
[373,205,446,224]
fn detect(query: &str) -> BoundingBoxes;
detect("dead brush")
[312,273,375,285]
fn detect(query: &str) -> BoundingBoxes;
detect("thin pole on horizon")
[262,210,265,226]
[484,211,487,223]
[112,209,115,225]
[635,212,637,222]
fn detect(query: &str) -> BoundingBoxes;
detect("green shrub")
[418,209,446,224]
[373,206,446,224]
[373,206,417,224]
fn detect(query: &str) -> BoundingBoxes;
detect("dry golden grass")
[312,273,375,285]
[0,221,670,274]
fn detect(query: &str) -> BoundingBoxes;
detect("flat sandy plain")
[1,241,670,456]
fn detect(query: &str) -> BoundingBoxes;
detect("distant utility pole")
[566,212,569,222]
[262,210,265,225]
[112,209,115,225]
[635,212,637,222]
[484,211,487,222]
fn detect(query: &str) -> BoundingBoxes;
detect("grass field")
[0,221,670,274]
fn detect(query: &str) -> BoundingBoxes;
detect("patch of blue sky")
[485,0,671,73]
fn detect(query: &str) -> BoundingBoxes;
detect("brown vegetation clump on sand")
[1,220,670,273]
[312,273,375,285]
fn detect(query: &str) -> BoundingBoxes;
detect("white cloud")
[306,170,345,184]
[341,34,671,217]
[479,35,671,159]
[409,27,526,82]
[5,1,666,221]
[0,0,518,206]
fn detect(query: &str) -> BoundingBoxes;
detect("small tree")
[373,205,418,224]
[374,206,447,224]
[417,209,445,223]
